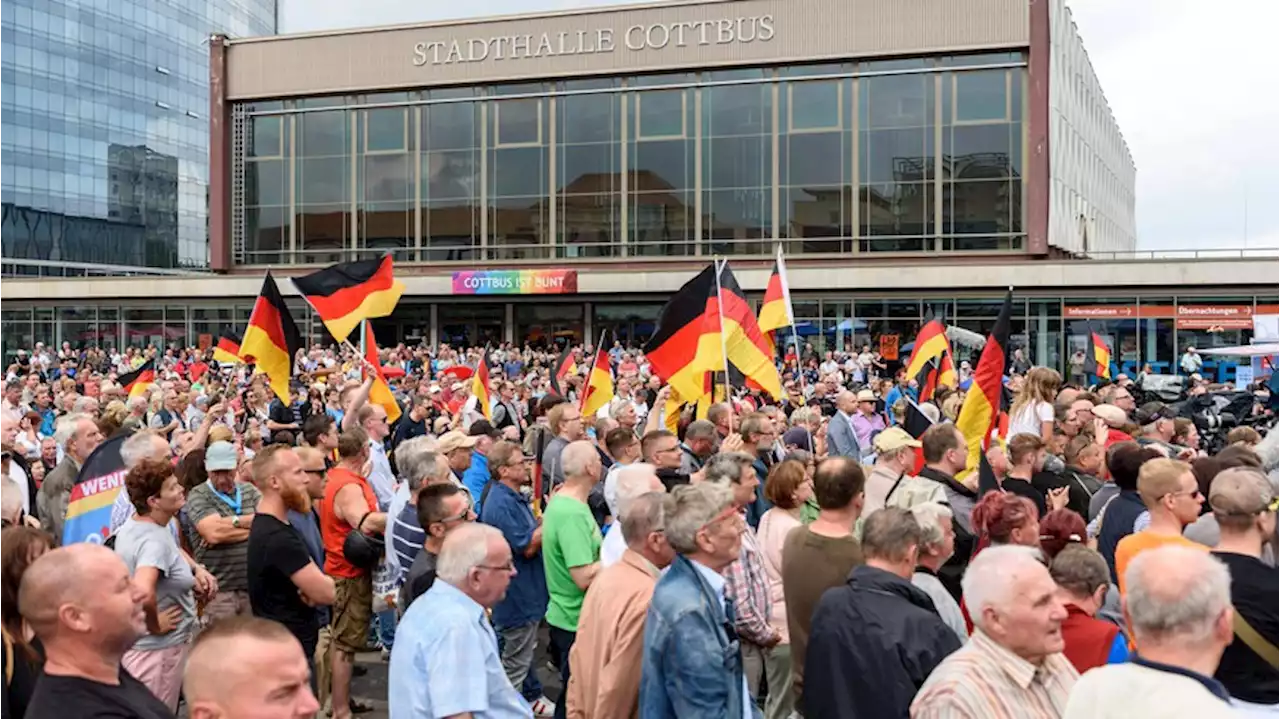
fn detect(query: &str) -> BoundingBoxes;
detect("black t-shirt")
[248,513,319,651]
[25,668,171,719]
[393,416,427,447]
[400,549,439,611]
[1211,551,1278,704]
[2,636,43,719]
[1000,476,1048,517]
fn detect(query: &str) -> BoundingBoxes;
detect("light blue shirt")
[689,560,755,719]
[388,580,532,719]
[368,439,396,512]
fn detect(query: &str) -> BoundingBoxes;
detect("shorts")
[330,574,373,655]
[122,640,190,712]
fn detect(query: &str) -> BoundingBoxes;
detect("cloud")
[281,0,1280,251]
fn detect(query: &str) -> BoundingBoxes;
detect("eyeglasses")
[476,562,516,573]
[697,505,744,534]
[304,468,327,477]
[1166,488,1203,501]
[435,508,476,525]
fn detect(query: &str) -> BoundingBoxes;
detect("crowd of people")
[0,338,1277,719]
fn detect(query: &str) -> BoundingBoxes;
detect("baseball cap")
[468,419,501,439]
[205,441,238,471]
[855,389,877,402]
[437,430,478,454]
[1134,401,1177,425]
[1091,404,1128,426]
[873,427,921,453]
[781,426,814,451]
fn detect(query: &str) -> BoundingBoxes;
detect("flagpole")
[714,258,734,434]
[580,329,608,414]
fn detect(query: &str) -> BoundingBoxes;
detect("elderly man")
[186,439,263,623]
[20,544,172,716]
[1203,468,1278,710]
[36,412,104,541]
[184,616,321,718]
[480,439,554,716]
[641,481,757,718]
[1064,546,1237,718]
[705,451,777,705]
[863,427,932,514]
[387,437,447,587]
[807,507,962,717]
[850,388,886,452]
[542,403,586,492]
[543,440,604,719]
[600,463,664,568]
[910,502,967,641]
[826,391,861,459]
[568,492,674,718]
[1113,458,1205,596]
[149,389,184,438]
[107,430,173,535]
[680,419,718,473]
[388,523,527,718]
[911,545,1078,719]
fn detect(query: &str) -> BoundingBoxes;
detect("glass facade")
[6,293,1275,384]
[232,53,1028,265]
[1,0,276,273]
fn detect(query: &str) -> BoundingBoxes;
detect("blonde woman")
[1008,366,1061,443]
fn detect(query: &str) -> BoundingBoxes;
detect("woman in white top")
[754,459,815,719]
[1008,366,1061,443]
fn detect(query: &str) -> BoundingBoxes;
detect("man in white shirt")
[357,404,397,511]
[600,463,665,568]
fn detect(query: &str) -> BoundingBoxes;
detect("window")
[703,76,772,256]
[489,96,549,260]
[782,78,850,253]
[422,101,481,261]
[558,91,621,258]
[631,86,694,257]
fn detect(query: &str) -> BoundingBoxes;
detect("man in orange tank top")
[319,427,385,719]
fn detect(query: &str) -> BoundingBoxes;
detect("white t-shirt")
[1008,400,1054,439]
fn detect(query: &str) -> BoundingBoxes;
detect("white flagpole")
[714,259,734,433]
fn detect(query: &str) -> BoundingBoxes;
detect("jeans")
[376,609,397,650]
[548,626,576,719]
[496,621,543,701]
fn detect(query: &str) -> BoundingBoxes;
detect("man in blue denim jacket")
[640,481,761,719]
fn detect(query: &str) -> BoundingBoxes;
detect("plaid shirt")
[722,519,777,646]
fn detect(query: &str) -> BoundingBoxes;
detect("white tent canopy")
[1198,344,1280,357]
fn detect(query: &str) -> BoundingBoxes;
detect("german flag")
[645,265,719,403]
[1083,322,1112,381]
[663,387,683,434]
[698,262,783,400]
[955,289,1012,482]
[757,246,794,339]
[364,323,402,425]
[292,255,405,344]
[904,317,957,402]
[903,398,935,474]
[549,344,577,397]
[240,271,303,403]
[472,351,492,422]
[212,327,242,366]
[118,359,156,399]
[581,331,614,418]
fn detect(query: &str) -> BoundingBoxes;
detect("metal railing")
[1,258,214,278]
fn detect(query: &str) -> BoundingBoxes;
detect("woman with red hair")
[970,490,1041,552]
[1039,509,1087,560]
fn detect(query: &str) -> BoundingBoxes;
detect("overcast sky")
[280,0,1280,251]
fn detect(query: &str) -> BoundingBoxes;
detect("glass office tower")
[0,0,276,274]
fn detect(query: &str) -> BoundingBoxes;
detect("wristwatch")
[232,516,241,529]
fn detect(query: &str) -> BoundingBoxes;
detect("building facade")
[0,0,276,274]
[209,0,1134,270]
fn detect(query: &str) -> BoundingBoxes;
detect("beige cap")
[436,430,478,454]
[874,427,922,453]
[1091,404,1127,426]
[856,389,877,402]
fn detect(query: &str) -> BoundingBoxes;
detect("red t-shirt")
[320,466,378,579]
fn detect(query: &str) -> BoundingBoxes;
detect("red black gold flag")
[697,262,783,401]
[904,317,958,402]
[581,330,615,418]
[240,271,303,403]
[550,344,578,398]
[364,324,402,424]
[903,398,935,474]
[291,255,405,344]
[118,358,156,399]
[212,327,242,366]
[955,289,1013,482]
[757,246,794,340]
[1083,323,1113,381]
[472,350,493,422]
[645,265,720,403]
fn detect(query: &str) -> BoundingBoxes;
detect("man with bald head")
[543,439,604,719]
[184,616,321,719]
[21,544,171,717]
[826,390,862,459]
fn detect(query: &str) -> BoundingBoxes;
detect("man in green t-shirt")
[542,440,603,719]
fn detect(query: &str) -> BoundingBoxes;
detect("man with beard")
[247,444,336,675]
